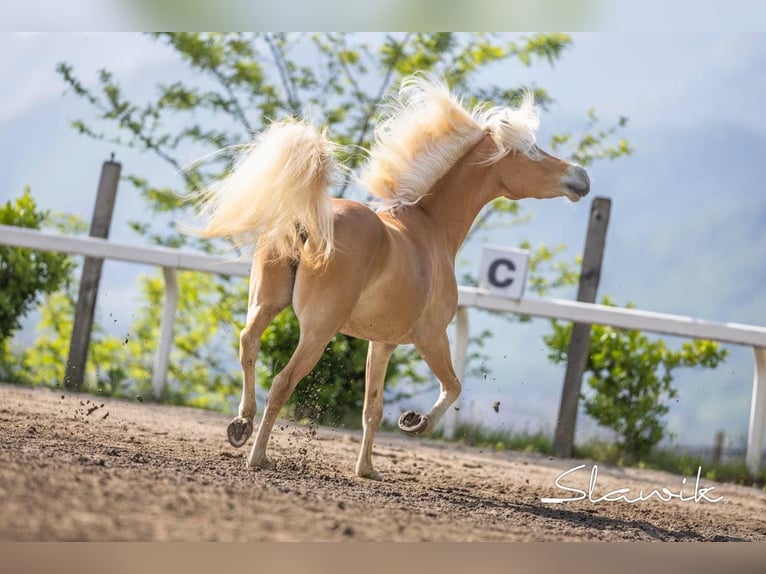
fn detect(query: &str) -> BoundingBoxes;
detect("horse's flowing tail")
[200,119,337,268]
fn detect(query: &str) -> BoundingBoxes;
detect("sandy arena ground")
[1,383,764,541]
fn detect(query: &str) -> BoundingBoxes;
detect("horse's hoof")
[398,411,429,435]
[227,416,253,448]
[247,454,270,469]
[356,465,383,481]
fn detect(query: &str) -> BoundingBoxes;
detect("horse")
[198,76,590,480]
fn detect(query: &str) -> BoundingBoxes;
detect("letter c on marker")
[488,258,515,288]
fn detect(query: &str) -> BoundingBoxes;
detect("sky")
[1,32,765,450]
[1,1,765,31]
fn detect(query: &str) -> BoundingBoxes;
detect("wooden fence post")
[553,196,611,458]
[712,430,725,466]
[64,156,121,391]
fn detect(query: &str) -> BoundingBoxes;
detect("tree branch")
[264,33,302,117]
[210,67,254,135]
[336,33,411,198]
[337,35,363,98]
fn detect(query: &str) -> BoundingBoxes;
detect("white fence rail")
[2,223,766,476]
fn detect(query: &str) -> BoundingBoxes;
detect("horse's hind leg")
[399,332,461,435]
[246,212,376,467]
[247,325,336,468]
[228,252,293,448]
[355,341,397,480]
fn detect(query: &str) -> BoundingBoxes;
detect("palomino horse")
[199,76,589,479]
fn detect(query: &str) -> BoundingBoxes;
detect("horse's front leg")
[399,332,461,435]
[355,341,397,480]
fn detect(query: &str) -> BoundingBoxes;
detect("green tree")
[22,269,246,410]
[0,189,73,379]
[544,297,728,462]
[129,270,247,410]
[50,33,629,422]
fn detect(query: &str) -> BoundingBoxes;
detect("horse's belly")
[340,288,423,344]
[340,306,415,344]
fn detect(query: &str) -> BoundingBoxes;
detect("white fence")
[3,222,766,476]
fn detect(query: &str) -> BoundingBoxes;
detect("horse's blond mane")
[360,76,540,213]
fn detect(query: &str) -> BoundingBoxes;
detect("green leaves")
[544,296,729,462]
[550,107,633,167]
[22,269,248,409]
[0,189,73,345]
[516,33,571,66]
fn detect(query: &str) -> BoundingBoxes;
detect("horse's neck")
[415,138,499,257]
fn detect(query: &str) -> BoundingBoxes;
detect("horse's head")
[475,93,590,203]
[489,140,590,203]
[362,77,590,211]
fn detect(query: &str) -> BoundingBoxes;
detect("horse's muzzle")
[563,165,590,198]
